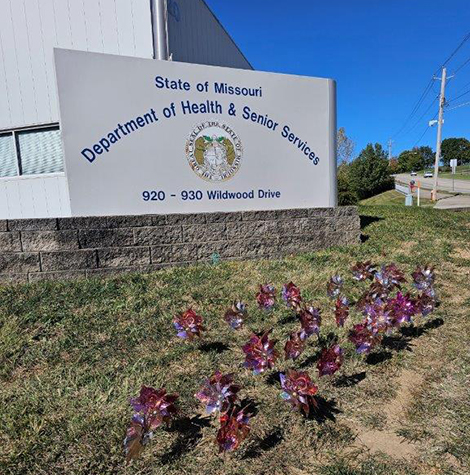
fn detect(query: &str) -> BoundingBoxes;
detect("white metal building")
[0,0,251,219]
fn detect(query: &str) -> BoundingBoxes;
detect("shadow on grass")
[365,350,393,365]
[239,397,259,417]
[198,342,230,353]
[298,350,322,369]
[333,371,366,388]
[400,318,444,338]
[308,396,342,423]
[161,415,212,464]
[360,215,384,229]
[265,371,282,386]
[382,334,414,352]
[278,313,297,325]
[242,427,284,459]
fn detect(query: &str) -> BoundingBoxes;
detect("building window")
[0,133,18,177]
[0,125,64,178]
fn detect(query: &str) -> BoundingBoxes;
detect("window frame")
[0,123,65,180]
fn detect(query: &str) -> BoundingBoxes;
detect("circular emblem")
[185,120,243,182]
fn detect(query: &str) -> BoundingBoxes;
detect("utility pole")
[431,67,447,201]
[388,139,393,160]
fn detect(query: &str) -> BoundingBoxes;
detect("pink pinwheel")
[280,370,318,416]
[195,371,240,415]
[224,301,247,329]
[327,275,344,298]
[415,290,436,316]
[173,308,204,340]
[348,323,382,354]
[386,292,417,327]
[351,261,375,281]
[216,405,251,452]
[334,296,350,327]
[282,282,302,311]
[124,386,179,461]
[298,306,322,340]
[317,344,344,377]
[284,331,305,361]
[130,386,179,429]
[256,284,276,310]
[242,329,278,374]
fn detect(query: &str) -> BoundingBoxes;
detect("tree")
[337,162,358,205]
[348,143,394,200]
[396,146,434,172]
[416,146,434,168]
[441,138,470,165]
[337,127,355,164]
[397,150,422,173]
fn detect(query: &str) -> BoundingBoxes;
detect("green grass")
[360,190,433,207]
[1,206,469,475]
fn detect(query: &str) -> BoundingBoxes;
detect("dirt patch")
[453,246,470,260]
[352,370,424,458]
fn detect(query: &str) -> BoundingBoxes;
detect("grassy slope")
[361,190,433,207]
[0,206,469,475]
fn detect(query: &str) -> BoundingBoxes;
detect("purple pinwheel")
[415,289,436,316]
[216,405,251,452]
[173,308,204,340]
[282,282,302,311]
[374,263,406,293]
[363,298,392,334]
[242,329,278,374]
[284,331,306,361]
[224,301,247,329]
[280,370,318,416]
[317,344,344,377]
[348,322,382,354]
[327,275,344,298]
[298,306,322,340]
[334,296,350,327]
[124,386,179,461]
[195,371,240,415]
[256,284,276,310]
[412,265,435,292]
[386,292,417,327]
[351,261,375,281]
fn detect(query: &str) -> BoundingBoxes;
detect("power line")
[447,88,470,104]
[440,32,470,69]
[447,100,470,111]
[392,80,434,138]
[402,94,439,137]
[393,32,470,141]
[454,56,470,74]
[412,112,437,148]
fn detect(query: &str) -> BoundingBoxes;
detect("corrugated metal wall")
[0,0,154,131]
[167,0,252,70]
[0,174,71,218]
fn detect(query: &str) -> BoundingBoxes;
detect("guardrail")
[395,183,409,195]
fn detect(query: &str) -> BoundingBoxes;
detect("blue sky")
[206,0,470,158]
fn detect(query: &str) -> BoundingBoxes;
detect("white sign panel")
[54,49,337,217]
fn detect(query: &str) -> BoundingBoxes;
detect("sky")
[206,0,470,159]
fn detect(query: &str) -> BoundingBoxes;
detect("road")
[395,173,470,194]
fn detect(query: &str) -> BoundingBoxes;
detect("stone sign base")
[0,207,360,283]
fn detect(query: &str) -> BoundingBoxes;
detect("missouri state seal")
[185,120,243,182]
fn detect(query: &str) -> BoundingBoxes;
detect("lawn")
[361,190,434,208]
[1,206,469,475]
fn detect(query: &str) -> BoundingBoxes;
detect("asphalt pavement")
[394,173,470,194]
